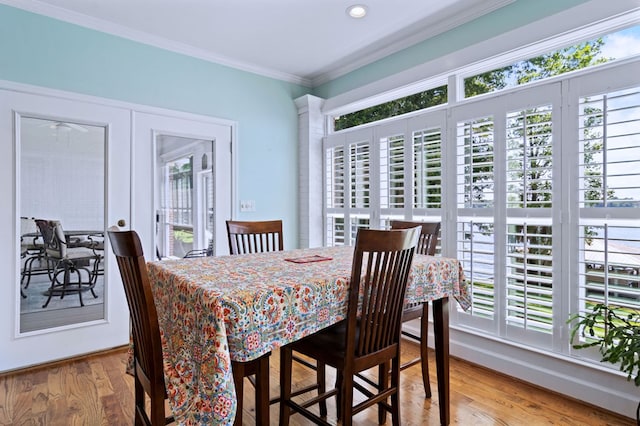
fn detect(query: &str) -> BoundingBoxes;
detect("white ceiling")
[6,0,513,87]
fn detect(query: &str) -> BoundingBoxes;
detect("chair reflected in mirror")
[35,219,103,308]
[19,217,46,298]
[183,238,214,258]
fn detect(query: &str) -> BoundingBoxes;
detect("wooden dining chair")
[226,219,284,254]
[225,219,282,424]
[107,229,174,426]
[279,227,421,426]
[390,220,441,398]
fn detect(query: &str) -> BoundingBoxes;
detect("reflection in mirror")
[19,116,105,333]
[155,135,214,259]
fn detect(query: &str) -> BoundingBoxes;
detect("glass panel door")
[155,137,215,259]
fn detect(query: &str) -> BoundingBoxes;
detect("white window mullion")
[493,102,508,339]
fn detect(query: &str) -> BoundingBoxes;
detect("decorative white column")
[295,94,325,248]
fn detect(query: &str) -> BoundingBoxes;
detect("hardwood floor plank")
[0,344,634,426]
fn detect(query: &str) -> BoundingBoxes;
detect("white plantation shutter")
[505,222,554,332]
[349,141,371,244]
[457,220,495,319]
[504,103,555,336]
[325,146,345,209]
[380,134,405,209]
[350,141,370,209]
[454,113,496,324]
[325,145,346,245]
[324,129,373,246]
[452,85,559,343]
[576,80,640,339]
[579,223,640,311]
[413,127,442,209]
[506,106,553,208]
[456,117,495,209]
[578,87,640,208]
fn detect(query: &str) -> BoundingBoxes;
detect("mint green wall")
[0,5,309,248]
[314,0,590,98]
[0,0,592,248]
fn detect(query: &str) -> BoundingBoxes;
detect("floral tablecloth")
[146,246,469,425]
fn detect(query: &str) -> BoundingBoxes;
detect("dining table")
[146,245,470,425]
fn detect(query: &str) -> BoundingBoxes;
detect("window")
[333,85,447,131]
[463,24,640,99]
[323,55,640,365]
[325,130,373,245]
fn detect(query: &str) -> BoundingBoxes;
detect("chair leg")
[134,376,147,426]
[340,371,354,426]
[42,262,65,308]
[232,362,245,426]
[420,302,432,398]
[74,267,85,306]
[335,370,343,420]
[391,358,401,426]
[279,347,293,426]
[150,387,167,426]
[255,354,270,426]
[318,361,327,417]
[378,362,389,424]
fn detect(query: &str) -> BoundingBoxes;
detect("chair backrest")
[107,230,166,397]
[345,227,420,358]
[20,217,41,251]
[390,220,441,256]
[226,220,284,254]
[35,219,67,258]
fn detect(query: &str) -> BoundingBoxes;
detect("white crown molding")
[2,0,514,88]
[309,0,515,87]
[322,0,640,115]
[0,0,313,87]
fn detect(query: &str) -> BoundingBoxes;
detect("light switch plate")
[240,200,256,212]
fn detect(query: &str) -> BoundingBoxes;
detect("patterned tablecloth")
[147,245,469,425]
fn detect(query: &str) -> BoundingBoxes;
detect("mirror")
[19,116,106,333]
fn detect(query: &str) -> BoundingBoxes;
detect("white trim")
[322,0,640,115]
[0,78,238,130]
[402,318,639,419]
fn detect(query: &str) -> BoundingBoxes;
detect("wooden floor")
[0,342,633,426]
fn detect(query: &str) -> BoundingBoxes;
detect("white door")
[132,111,234,258]
[0,89,131,371]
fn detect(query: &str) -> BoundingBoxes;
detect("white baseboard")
[403,320,638,419]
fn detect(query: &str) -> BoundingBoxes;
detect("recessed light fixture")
[347,4,368,19]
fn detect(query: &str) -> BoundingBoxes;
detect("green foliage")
[515,40,610,84]
[569,303,640,386]
[464,66,512,97]
[334,85,447,131]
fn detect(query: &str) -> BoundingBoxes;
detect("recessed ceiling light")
[347,4,368,19]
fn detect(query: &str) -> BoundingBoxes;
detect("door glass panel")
[155,136,214,259]
[19,116,105,333]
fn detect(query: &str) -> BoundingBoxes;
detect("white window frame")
[315,8,640,418]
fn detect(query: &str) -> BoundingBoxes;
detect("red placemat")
[284,255,333,264]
